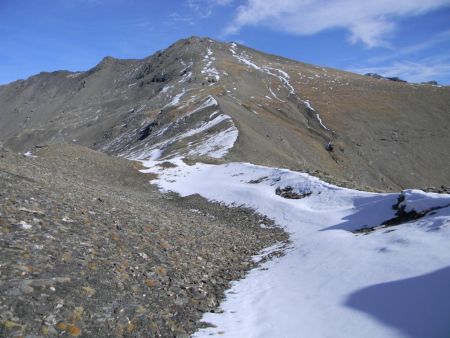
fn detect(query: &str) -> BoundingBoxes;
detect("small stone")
[2,319,21,329]
[145,279,157,288]
[42,325,58,336]
[154,265,167,276]
[174,297,188,306]
[82,286,96,296]
[44,313,58,326]
[17,221,32,229]
[71,306,84,323]
[138,252,148,259]
[18,207,45,215]
[56,322,81,336]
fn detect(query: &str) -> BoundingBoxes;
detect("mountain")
[1,36,449,191]
[2,37,450,338]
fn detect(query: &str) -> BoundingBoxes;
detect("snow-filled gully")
[140,159,450,338]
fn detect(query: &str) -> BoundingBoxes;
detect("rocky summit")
[0,36,449,337]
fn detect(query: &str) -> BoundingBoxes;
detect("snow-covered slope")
[142,159,450,338]
[113,95,239,161]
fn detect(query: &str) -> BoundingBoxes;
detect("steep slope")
[0,36,449,190]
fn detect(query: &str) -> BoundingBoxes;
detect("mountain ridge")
[0,36,449,191]
[2,36,445,88]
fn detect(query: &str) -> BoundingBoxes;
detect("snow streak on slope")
[315,113,330,131]
[187,123,238,158]
[230,43,295,96]
[230,43,331,131]
[142,160,450,338]
[304,99,331,131]
[202,46,220,82]
[125,96,238,161]
[179,60,193,83]
[164,88,186,108]
[230,44,262,70]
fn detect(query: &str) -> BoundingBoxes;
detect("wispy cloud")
[164,12,196,27]
[224,0,450,47]
[368,30,450,63]
[350,55,450,83]
[164,0,232,28]
[186,0,233,18]
[55,0,127,7]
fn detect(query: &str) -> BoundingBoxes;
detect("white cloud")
[225,0,450,47]
[350,55,450,83]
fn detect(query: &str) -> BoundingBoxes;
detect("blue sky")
[1,0,450,85]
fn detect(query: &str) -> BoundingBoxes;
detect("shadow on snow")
[321,193,399,232]
[345,266,450,338]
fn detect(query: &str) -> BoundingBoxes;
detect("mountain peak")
[0,37,449,191]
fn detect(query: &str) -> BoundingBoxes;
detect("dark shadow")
[346,266,450,338]
[322,193,399,232]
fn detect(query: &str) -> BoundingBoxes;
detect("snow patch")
[202,46,220,82]
[303,100,331,131]
[399,189,450,213]
[315,113,330,131]
[161,84,174,94]
[18,221,32,230]
[66,72,82,78]
[252,242,286,264]
[126,95,237,161]
[229,47,297,97]
[164,89,186,108]
[179,71,192,83]
[142,160,450,338]
[23,151,37,158]
[268,87,284,101]
[304,100,315,111]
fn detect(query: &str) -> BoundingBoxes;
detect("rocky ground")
[0,144,288,337]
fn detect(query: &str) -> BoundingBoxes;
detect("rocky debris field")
[0,144,287,337]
